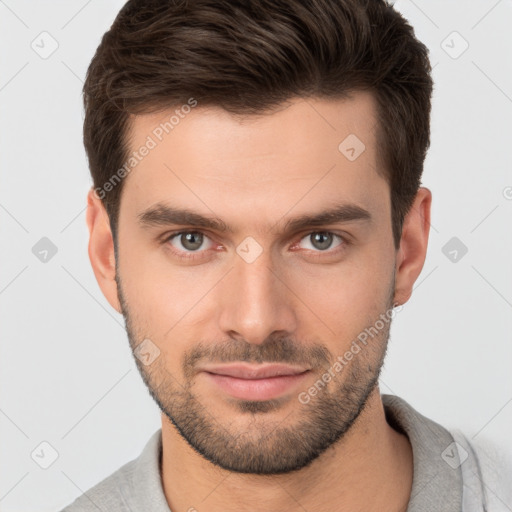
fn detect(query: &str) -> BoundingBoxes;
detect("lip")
[200,363,310,401]
[200,363,310,379]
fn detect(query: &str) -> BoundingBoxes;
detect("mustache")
[182,335,331,378]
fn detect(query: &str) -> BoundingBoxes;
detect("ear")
[86,187,122,313]
[393,187,432,306]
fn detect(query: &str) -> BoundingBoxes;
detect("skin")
[86,91,431,511]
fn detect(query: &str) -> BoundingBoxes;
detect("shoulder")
[59,457,138,511]
[381,394,512,511]
[58,429,166,512]
[450,429,512,512]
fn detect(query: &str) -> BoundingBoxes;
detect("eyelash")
[161,230,350,262]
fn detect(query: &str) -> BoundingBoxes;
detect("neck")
[160,387,413,512]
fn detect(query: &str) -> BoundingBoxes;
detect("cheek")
[286,247,394,341]
[118,228,394,352]
[119,244,223,348]
[117,244,173,332]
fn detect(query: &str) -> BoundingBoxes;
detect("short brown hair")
[83,0,433,248]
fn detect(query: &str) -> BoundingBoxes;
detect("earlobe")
[86,188,122,314]
[393,187,432,307]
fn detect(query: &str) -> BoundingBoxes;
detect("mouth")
[200,363,311,401]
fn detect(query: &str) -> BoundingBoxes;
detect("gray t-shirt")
[60,394,496,511]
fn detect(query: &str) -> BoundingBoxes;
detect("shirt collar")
[130,394,464,512]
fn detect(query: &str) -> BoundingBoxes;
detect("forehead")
[120,91,389,232]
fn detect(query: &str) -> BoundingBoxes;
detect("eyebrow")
[137,202,372,234]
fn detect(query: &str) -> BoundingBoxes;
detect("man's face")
[114,92,398,474]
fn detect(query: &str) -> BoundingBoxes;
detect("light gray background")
[0,1,511,510]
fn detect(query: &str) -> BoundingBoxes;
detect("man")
[61,0,510,510]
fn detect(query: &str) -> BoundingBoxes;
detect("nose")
[217,248,298,345]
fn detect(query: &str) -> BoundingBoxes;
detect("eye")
[162,229,348,262]
[297,232,345,252]
[166,231,214,253]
